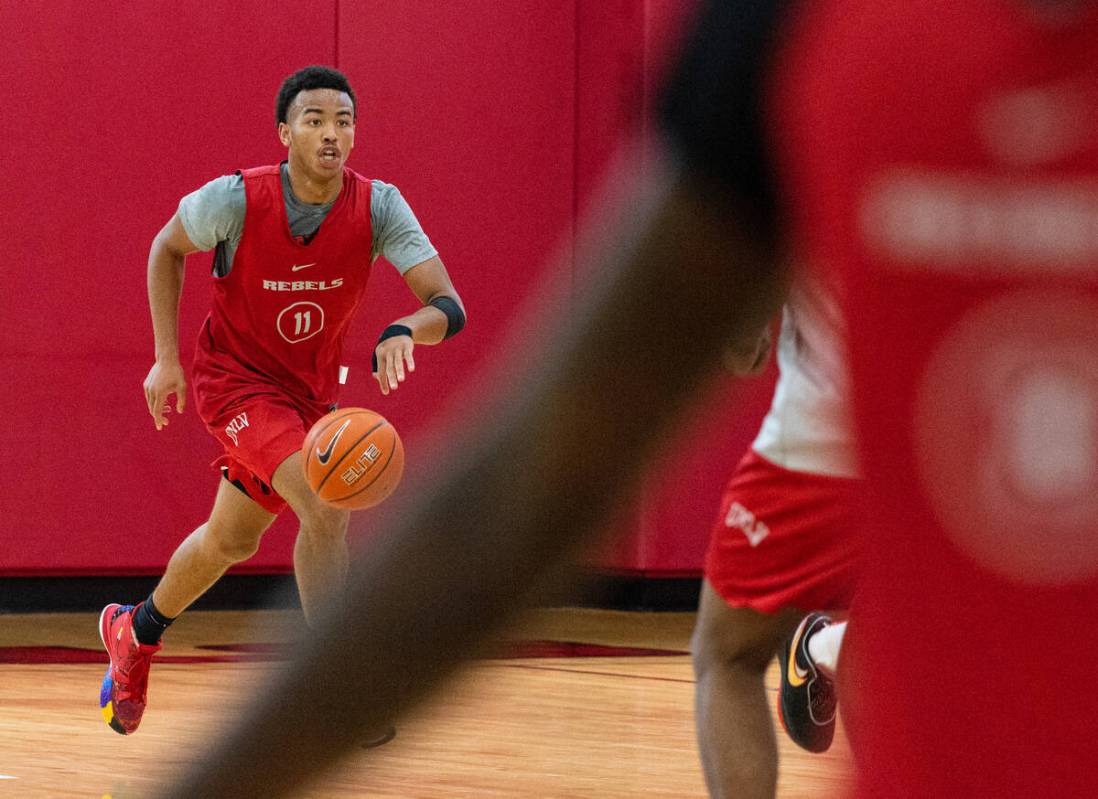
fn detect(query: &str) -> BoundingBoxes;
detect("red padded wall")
[0,0,336,574]
[334,0,577,454]
[575,0,776,574]
[1,1,771,576]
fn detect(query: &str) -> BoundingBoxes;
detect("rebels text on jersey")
[193,165,374,406]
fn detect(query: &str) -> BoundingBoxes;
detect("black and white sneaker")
[778,612,836,753]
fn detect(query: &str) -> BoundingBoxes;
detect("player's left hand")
[373,335,415,395]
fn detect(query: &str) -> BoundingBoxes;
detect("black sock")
[132,594,174,645]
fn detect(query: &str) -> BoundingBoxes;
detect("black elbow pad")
[430,296,466,339]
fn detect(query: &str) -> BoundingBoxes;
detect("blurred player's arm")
[144,213,202,430]
[372,255,466,395]
[724,323,774,376]
[665,0,790,380]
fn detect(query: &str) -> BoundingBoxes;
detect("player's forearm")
[390,302,450,345]
[147,237,186,363]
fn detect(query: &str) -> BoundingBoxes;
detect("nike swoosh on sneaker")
[786,618,813,688]
[316,420,352,465]
[291,262,318,272]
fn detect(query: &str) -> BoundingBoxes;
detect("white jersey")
[751,278,858,478]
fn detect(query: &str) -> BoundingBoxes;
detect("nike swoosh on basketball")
[786,620,811,688]
[291,262,318,272]
[317,420,351,465]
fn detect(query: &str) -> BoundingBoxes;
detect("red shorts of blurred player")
[704,449,862,614]
[195,384,332,516]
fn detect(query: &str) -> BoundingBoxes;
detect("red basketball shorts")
[704,449,862,614]
[195,384,331,516]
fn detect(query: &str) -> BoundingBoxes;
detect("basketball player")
[692,276,860,798]
[159,2,1098,797]
[98,65,465,738]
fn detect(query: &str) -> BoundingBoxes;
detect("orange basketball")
[302,408,404,509]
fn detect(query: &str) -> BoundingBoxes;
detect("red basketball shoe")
[98,603,161,735]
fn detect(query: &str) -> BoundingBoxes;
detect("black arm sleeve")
[429,296,466,339]
[657,0,791,245]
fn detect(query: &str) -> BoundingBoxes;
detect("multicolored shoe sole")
[98,603,132,735]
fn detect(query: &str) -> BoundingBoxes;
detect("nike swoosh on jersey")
[291,262,318,272]
[316,420,352,465]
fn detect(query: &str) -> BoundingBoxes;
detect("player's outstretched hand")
[373,335,415,395]
[143,359,187,430]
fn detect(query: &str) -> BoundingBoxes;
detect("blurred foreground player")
[692,278,860,798]
[781,2,1098,794]
[160,2,1098,797]
[99,65,465,737]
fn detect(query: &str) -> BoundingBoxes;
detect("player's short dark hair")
[276,65,357,125]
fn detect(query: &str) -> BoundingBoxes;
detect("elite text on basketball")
[340,444,382,485]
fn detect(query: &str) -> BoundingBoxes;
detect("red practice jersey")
[194,165,374,410]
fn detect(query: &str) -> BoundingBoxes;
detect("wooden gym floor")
[0,608,852,797]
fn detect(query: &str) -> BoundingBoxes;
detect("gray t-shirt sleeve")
[370,180,438,273]
[177,174,246,252]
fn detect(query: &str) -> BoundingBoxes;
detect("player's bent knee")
[692,624,773,678]
[211,535,262,565]
[692,594,790,675]
[691,610,736,671]
[295,500,350,538]
[204,524,263,564]
[274,451,351,534]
